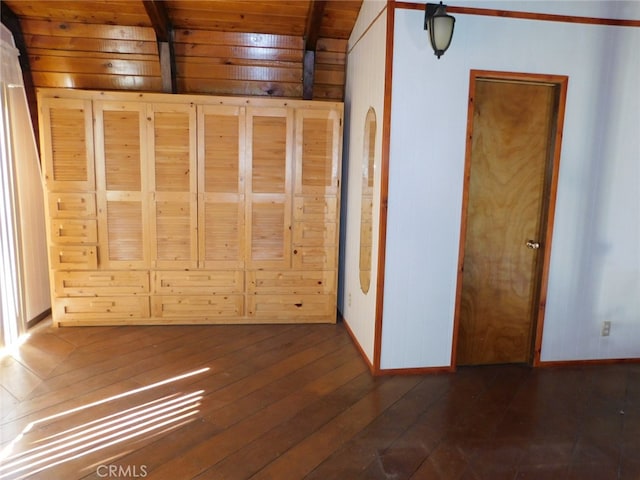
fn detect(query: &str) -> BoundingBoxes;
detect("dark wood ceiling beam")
[303,0,327,100]
[304,0,327,52]
[0,1,40,149]
[142,0,177,93]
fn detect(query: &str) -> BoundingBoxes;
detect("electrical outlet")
[601,321,611,337]
[348,293,352,307]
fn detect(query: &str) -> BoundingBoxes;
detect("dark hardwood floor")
[1,319,638,480]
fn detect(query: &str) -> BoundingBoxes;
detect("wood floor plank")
[305,374,452,480]
[0,355,42,402]
[193,353,375,479]
[45,324,119,348]
[10,331,76,379]
[200,339,360,430]
[141,357,369,478]
[23,325,211,400]
[124,324,301,386]
[4,325,284,423]
[2,321,638,480]
[81,339,362,479]
[194,327,349,412]
[248,375,423,480]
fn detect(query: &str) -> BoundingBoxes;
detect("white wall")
[8,86,50,322]
[380,2,640,368]
[340,0,387,364]
[1,25,50,328]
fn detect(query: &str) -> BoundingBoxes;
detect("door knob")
[526,240,540,249]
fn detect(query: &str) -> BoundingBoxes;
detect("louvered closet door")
[95,101,150,269]
[198,105,246,269]
[293,108,341,271]
[246,107,293,269]
[149,103,197,269]
[39,97,95,192]
[40,96,98,286]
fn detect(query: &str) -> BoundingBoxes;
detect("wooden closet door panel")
[100,107,143,191]
[246,107,292,269]
[152,194,197,268]
[149,104,198,269]
[200,106,244,194]
[249,199,288,264]
[39,97,95,192]
[198,106,245,269]
[102,193,147,268]
[152,106,196,192]
[294,108,341,196]
[200,198,245,268]
[94,101,149,269]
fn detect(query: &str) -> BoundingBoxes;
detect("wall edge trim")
[395,2,640,27]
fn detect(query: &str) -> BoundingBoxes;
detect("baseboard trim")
[26,308,52,329]
[538,357,640,367]
[338,311,376,375]
[375,365,455,376]
[339,311,455,376]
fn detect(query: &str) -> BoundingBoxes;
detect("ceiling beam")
[303,1,327,100]
[304,0,327,52]
[0,1,39,150]
[142,0,177,93]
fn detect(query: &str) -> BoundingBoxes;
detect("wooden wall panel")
[174,29,305,97]
[8,1,358,100]
[20,18,159,91]
[6,1,151,26]
[320,1,363,39]
[166,1,311,35]
[314,38,348,100]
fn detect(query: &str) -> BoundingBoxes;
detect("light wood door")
[198,105,246,269]
[94,101,150,269]
[39,97,94,192]
[149,103,198,269]
[457,77,559,365]
[294,107,341,196]
[246,107,293,269]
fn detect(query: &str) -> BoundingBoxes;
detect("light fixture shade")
[425,3,456,58]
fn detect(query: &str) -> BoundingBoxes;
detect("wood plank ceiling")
[1,0,362,102]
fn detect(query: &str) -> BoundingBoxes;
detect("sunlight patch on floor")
[0,367,210,479]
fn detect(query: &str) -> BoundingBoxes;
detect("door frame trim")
[451,69,569,368]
